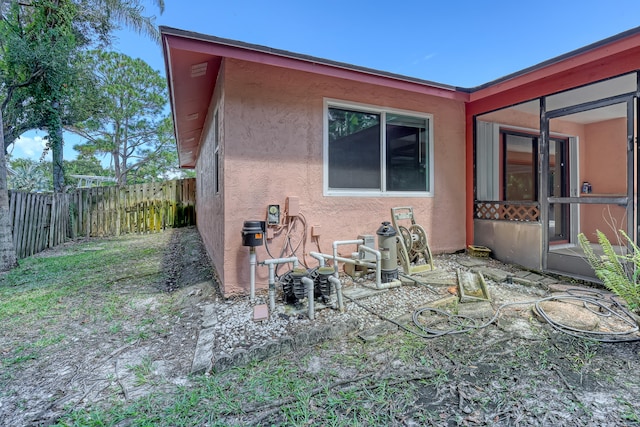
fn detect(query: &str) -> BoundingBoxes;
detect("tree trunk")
[0,110,18,271]
[51,103,65,192]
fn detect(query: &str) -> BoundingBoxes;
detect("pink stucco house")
[161,26,640,295]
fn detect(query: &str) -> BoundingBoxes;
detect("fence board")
[7,178,196,259]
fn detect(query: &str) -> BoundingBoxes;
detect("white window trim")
[323,98,434,198]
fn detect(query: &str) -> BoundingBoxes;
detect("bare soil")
[0,228,217,426]
[1,227,640,426]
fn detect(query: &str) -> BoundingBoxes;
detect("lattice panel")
[475,203,502,220]
[475,202,540,222]
[502,204,539,221]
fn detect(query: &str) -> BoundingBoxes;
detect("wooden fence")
[8,178,196,259]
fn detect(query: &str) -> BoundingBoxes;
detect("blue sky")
[10,0,640,162]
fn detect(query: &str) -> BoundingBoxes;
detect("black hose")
[346,287,640,343]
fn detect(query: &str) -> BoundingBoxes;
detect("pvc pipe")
[312,251,377,269]
[301,276,315,320]
[361,279,402,290]
[359,245,381,287]
[261,256,299,268]
[309,251,326,267]
[261,257,300,311]
[267,264,276,311]
[249,247,257,303]
[332,239,364,277]
[328,275,344,312]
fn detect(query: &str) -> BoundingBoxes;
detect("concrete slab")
[472,267,511,282]
[342,286,388,300]
[512,277,538,287]
[424,295,458,309]
[457,301,494,319]
[534,300,600,331]
[201,304,218,329]
[253,304,269,322]
[514,271,546,282]
[457,270,490,302]
[458,258,489,268]
[413,270,457,286]
[191,326,216,374]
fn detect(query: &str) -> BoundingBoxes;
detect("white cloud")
[412,53,436,65]
[9,134,51,161]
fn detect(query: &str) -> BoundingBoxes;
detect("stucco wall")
[196,64,226,285]
[212,58,466,295]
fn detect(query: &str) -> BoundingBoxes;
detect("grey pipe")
[249,247,257,302]
[309,251,326,267]
[332,239,364,278]
[311,251,377,269]
[328,275,344,312]
[361,279,402,290]
[301,276,315,320]
[261,257,299,312]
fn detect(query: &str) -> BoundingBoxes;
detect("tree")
[8,157,51,191]
[1,0,80,193]
[0,0,164,271]
[0,110,17,269]
[1,0,164,192]
[70,51,172,187]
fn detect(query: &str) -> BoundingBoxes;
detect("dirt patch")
[1,228,640,426]
[0,227,218,426]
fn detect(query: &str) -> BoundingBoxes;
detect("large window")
[325,101,432,195]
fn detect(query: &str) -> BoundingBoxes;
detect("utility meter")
[267,204,280,225]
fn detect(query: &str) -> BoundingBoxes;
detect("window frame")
[323,99,434,197]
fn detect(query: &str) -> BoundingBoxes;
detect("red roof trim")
[162,31,469,102]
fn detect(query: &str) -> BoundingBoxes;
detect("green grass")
[0,235,166,375]
[128,357,154,386]
[54,349,422,426]
[0,238,163,328]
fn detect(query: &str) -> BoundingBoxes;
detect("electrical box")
[286,196,299,217]
[267,204,280,225]
[311,225,321,237]
[357,234,376,261]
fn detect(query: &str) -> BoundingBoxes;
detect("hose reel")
[391,207,434,274]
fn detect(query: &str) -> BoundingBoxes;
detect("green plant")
[578,230,640,312]
[128,357,154,386]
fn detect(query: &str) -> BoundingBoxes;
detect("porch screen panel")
[476,121,499,200]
